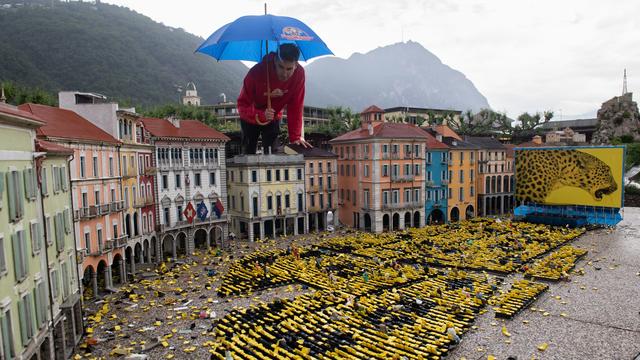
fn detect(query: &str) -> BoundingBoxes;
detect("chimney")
[368,122,374,135]
[167,115,180,128]
[436,134,443,142]
[361,113,370,130]
[532,135,542,144]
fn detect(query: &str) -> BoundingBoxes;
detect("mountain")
[0,1,248,106]
[305,41,490,113]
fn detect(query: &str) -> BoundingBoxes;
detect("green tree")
[511,110,554,141]
[448,109,497,136]
[1,81,57,106]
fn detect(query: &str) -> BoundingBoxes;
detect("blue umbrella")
[195,14,333,62]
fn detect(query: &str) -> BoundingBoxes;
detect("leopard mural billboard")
[515,146,625,208]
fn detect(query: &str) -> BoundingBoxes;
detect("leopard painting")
[515,149,618,204]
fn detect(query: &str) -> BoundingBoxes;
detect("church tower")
[182,82,201,106]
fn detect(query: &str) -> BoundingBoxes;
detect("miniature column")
[129,252,136,276]
[119,258,127,284]
[105,265,113,289]
[91,272,98,298]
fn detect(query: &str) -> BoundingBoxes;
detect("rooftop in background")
[427,124,463,141]
[424,131,449,150]
[285,144,338,158]
[0,102,45,127]
[18,103,120,144]
[330,122,432,142]
[540,118,598,130]
[440,137,479,149]
[63,91,108,104]
[227,153,305,166]
[383,106,462,115]
[141,117,230,141]
[464,136,506,149]
[361,105,384,114]
[35,139,74,155]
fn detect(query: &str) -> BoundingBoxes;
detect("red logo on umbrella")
[281,26,313,41]
[183,202,196,224]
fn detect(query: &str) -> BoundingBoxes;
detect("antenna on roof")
[622,68,628,95]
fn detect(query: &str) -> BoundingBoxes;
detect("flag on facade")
[213,198,224,219]
[183,202,196,223]
[197,201,209,221]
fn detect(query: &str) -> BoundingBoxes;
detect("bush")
[619,135,635,143]
[625,143,640,171]
[624,185,640,195]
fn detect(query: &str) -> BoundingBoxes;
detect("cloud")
[102,0,640,117]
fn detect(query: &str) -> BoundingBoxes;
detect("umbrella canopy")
[195,14,333,62]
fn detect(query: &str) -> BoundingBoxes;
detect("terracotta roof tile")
[430,124,463,141]
[140,117,230,141]
[35,139,74,155]
[360,105,384,114]
[330,122,432,142]
[18,103,120,144]
[0,103,45,125]
[424,131,449,150]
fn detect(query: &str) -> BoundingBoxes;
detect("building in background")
[19,103,126,300]
[35,139,83,359]
[226,154,306,241]
[426,125,478,222]
[201,101,332,128]
[58,91,159,284]
[424,133,449,224]
[545,127,587,144]
[284,144,338,232]
[465,136,514,217]
[114,110,157,279]
[540,118,598,143]
[504,144,517,212]
[181,82,201,106]
[383,106,462,126]
[142,117,229,258]
[330,105,427,233]
[0,103,54,359]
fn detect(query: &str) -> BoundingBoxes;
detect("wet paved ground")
[450,207,640,360]
[77,212,640,359]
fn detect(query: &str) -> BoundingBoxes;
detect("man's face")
[275,59,296,81]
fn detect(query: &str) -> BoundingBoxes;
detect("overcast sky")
[103,0,640,119]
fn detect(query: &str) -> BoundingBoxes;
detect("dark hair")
[278,43,300,62]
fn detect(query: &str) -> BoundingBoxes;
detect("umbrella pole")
[266,39,272,110]
[265,3,272,112]
[255,38,271,126]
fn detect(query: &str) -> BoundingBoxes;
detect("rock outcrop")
[592,93,640,144]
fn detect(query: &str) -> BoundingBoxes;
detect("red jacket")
[237,53,305,142]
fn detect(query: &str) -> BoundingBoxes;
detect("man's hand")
[265,108,275,121]
[255,108,275,125]
[291,138,312,148]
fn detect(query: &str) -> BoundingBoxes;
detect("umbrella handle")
[260,37,272,126]
[266,39,272,110]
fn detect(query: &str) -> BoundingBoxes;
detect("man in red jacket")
[237,43,312,154]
